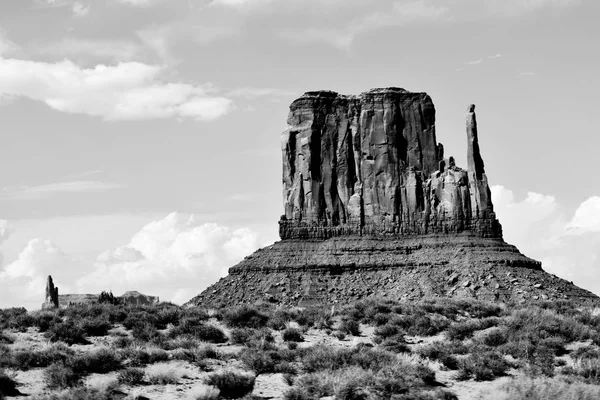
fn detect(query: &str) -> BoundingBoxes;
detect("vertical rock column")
[42,275,59,309]
[466,105,500,236]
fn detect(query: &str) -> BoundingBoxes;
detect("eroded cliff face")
[280,88,501,240]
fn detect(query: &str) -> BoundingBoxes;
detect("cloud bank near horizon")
[0,186,599,310]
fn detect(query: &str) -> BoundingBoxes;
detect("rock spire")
[42,275,59,309]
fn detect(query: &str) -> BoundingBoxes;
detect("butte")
[187,88,598,307]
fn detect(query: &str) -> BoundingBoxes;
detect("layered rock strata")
[188,88,598,307]
[280,89,500,240]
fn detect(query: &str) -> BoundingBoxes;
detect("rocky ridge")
[188,88,598,307]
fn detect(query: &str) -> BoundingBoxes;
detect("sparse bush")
[0,334,12,345]
[73,348,122,374]
[446,318,499,341]
[31,311,62,333]
[118,367,145,385]
[45,321,89,345]
[283,387,311,400]
[223,306,269,329]
[97,290,122,305]
[205,371,255,399]
[169,320,228,344]
[457,349,511,381]
[496,376,600,400]
[146,362,187,385]
[339,319,361,336]
[44,362,82,389]
[379,335,411,354]
[230,328,255,345]
[81,317,112,337]
[131,323,162,343]
[0,308,32,331]
[481,327,508,347]
[282,327,304,343]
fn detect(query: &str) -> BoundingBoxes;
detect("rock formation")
[40,276,160,309]
[120,291,160,306]
[41,275,59,309]
[187,88,598,308]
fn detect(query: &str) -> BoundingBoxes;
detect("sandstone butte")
[188,88,598,307]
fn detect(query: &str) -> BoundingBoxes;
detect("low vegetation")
[0,297,599,398]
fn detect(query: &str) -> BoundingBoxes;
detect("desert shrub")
[267,311,290,331]
[123,346,169,366]
[240,349,283,374]
[405,314,451,336]
[379,335,411,354]
[230,328,255,345]
[333,331,346,340]
[112,336,133,349]
[416,342,465,370]
[300,345,395,374]
[73,348,122,374]
[457,349,511,381]
[131,322,163,343]
[31,312,63,333]
[169,319,227,344]
[481,327,508,347]
[339,319,361,336]
[374,323,402,339]
[8,343,75,370]
[562,358,600,384]
[118,367,145,385]
[44,363,82,389]
[283,387,311,400]
[97,290,122,305]
[0,308,32,331]
[80,317,112,337]
[0,334,12,345]
[446,317,499,341]
[0,369,19,397]
[33,386,119,400]
[496,376,600,400]
[205,371,255,399]
[223,306,269,329]
[146,362,187,385]
[246,329,276,350]
[572,345,600,361]
[196,344,221,360]
[282,327,304,343]
[45,321,89,345]
[506,308,594,344]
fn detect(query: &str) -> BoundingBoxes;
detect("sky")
[0,0,599,310]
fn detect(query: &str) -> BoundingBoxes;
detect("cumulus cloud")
[76,213,262,304]
[0,213,262,309]
[38,38,144,64]
[72,2,90,16]
[492,185,600,296]
[566,196,600,234]
[0,238,80,309]
[0,58,233,121]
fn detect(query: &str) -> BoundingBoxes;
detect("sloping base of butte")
[188,88,598,307]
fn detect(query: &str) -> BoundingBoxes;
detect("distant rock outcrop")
[41,275,59,309]
[120,291,159,306]
[41,278,160,309]
[187,88,598,307]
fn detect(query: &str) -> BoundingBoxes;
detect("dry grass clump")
[205,370,255,399]
[495,376,600,400]
[145,362,189,385]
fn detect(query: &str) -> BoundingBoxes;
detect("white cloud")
[1,181,125,200]
[492,185,600,296]
[0,58,233,121]
[72,2,90,16]
[77,213,262,303]
[0,238,80,310]
[566,196,600,234]
[488,54,502,59]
